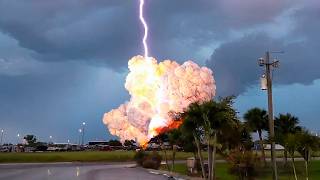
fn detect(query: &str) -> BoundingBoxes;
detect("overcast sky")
[0,0,319,143]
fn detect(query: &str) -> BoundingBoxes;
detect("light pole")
[0,129,4,146]
[49,135,53,144]
[259,51,281,180]
[78,129,82,146]
[17,133,20,145]
[81,122,86,146]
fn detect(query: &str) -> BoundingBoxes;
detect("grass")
[0,150,319,163]
[259,161,320,180]
[0,151,139,163]
[260,150,308,158]
[0,150,199,163]
[161,160,320,180]
[160,163,236,179]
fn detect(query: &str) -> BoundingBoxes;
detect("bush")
[142,159,158,169]
[227,149,260,180]
[134,150,147,166]
[142,151,162,169]
[134,150,162,169]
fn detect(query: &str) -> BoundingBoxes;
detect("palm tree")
[296,130,319,180]
[156,133,170,171]
[202,97,238,180]
[218,118,252,152]
[167,128,182,172]
[181,102,207,179]
[275,113,302,165]
[285,133,299,180]
[244,108,268,165]
[182,97,238,180]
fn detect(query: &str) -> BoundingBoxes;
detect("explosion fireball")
[102,0,216,146]
[103,56,216,145]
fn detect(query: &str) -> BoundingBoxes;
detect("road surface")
[0,162,168,180]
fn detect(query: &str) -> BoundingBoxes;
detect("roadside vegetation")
[160,161,320,179]
[151,96,320,180]
[0,150,201,163]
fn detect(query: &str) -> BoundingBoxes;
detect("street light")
[17,133,20,145]
[81,122,86,146]
[49,135,53,144]
[78,128,82,145]
[258,51,282,180]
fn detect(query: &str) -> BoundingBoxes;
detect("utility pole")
[259,51,280,180]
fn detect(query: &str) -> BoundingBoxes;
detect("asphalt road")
[0,162,168,180]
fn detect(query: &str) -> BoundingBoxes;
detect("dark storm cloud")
[206,2,320,96]
[0,0,140,69]
[147,0,292,61]
[0,0,293,69]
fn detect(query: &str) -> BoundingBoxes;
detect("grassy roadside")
[0,150,318,163]
[160,161,320,179]
[0,151,197,163]
[0,151,136,163]
[160,163,236,179]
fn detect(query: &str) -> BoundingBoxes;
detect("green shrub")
[142,151,162,169]
[134,150,147,166]
[134,150,162,169]
[227,149,260,180]
[142,159,158,169]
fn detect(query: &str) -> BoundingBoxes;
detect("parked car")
[0,146,10,152]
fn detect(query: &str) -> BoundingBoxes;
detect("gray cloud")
[0,0,295,70]
[0,1,139,69]
[206,3,320,96]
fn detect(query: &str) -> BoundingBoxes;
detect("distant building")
[264,144,285,150]
[88,141,108,146]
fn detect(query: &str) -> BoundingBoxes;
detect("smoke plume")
[103,55,216,145]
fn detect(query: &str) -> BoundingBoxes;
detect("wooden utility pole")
[259,51,280,180]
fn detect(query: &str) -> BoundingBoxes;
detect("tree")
[124,140,135,147]
[108,139,122,146]
[167,128,182,171]
[181,102,207,179]
[218,117,253,152]
[182,96,238,180]
[244,108,268,165]
[156,133,170,171]
[275,113,302,165]
[285,133,300,180]
[23,135,37,146]
[207,97,239,180]
[296,130,319,180]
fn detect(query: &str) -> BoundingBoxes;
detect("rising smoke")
[103,55,216,145]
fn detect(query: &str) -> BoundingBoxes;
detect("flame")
[103,56,216,145]
[151,118,183,137]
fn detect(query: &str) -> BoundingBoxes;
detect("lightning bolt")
[139,0,149,58]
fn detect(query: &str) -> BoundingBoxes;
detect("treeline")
[154,96,320,180]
